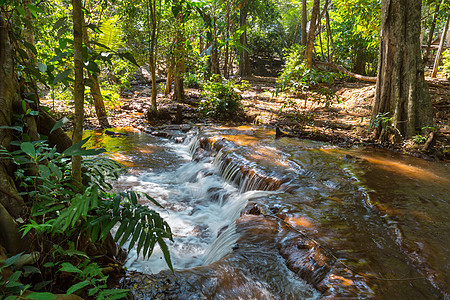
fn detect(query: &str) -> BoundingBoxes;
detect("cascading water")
[88,125,449,299]
[119,131,273,274]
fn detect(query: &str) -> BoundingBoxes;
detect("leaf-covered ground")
[42,75,450,161]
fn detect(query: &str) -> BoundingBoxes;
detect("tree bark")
[173,4,185,102]
[423,0,442,64]
[373,0,432,141]
[305,0,321,68]
[239,0,251,77]
[0,13,30,254]
[325,10,334,62]
[301,0,307,47]
[72,0,84,184]
[146,0,159,110]
[431,15,450,78]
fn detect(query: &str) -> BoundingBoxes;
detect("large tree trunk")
[72,0,84,184]
[373,0,432,141]
[239,0,251,77]
[0,13,30,254]
[305,0,321,68]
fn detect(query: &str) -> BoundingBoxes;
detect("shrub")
[278,44,338,107]
[199,75,243,120]
[443,49,450,78]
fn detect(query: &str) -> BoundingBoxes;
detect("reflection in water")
[86,126,449,299]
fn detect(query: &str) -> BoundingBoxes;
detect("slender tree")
[431,15,450,78]
[239,0,251,76]
[305,0,320,68]
[373,0,432,141]
[146,0,160,110]
[72,0,84,184]
[301,0,307,47]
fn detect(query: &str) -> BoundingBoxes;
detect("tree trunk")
[82,19,110,128]
[223,0,231,78]
[301,0,307,47]
[305,0,321,68]
[0,13,29,254]
[423,0,441,64]
[239,0,251,77]
[373,0,432,141]
[211,17,220,75]
[325,10,334,62]
[431,15,450,78]
[147,0,158,111]
[173,6,185,102]
[72,0,84,184]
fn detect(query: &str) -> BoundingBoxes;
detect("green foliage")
[278,44,338,107]
[2,135,173,298]
[328,0,380,75]
[443,49,450,78]
[0,253,54,300]
[369,112,393,133]
[185,73,203,88]
[199,75,243,120]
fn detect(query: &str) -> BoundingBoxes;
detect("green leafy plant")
[278,44,337,106]
[0,253,54,300]
[3,134,173,298]
[199,75,243,120]
[368,112,393,132]
[443,49,450,78]
[185,73,203,88]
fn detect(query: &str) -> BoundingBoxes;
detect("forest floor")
[43,75,450,161]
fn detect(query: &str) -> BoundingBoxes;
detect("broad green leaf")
[157,237,173,272]
[62,137,106,157]
[85,61,101,73]
[57,25,70,38]
[143,231,155,259]
[38,165,51,179]
[0,125,23,132]
[48,162,62,179]
[21,142,36,158]
[119,52,139,67]
[8,270,22,282]
[26,4,43,18]
[25,292,56,300]
[52,17,67,31]
[50,117,69,133]
[23,41,37,55]
[128,222,142,249]
[49,51,69,63]
[66,280,90,294]
[99,216,119,241]
[136,225,147,255]
[38,62,47,73]
[114,219,129,242]
[119,218,137,247]
[53,69,71,85]
[59,262,83,274]
[143,193,163,208]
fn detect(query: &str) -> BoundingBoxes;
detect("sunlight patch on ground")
[359,155,450,184]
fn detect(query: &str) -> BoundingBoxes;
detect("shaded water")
[86,126,449,298]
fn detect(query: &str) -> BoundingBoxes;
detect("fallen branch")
[315,61,377,82]
[427,81,450,90]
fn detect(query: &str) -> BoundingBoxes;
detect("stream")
[86,125,449,299]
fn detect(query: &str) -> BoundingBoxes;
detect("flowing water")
[86,126,449,299]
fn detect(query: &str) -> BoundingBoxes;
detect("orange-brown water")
[85,126,449,298]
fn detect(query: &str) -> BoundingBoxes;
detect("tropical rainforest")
[0,0,449,298]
